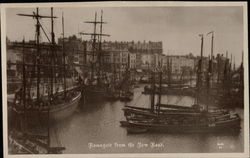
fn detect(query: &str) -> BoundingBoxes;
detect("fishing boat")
[120,34,241,133]
[122,72,240,133]
[123,114,240,133]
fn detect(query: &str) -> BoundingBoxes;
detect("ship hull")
[42,91,81,121]
[123,118,241,133]
[8,91,81,123]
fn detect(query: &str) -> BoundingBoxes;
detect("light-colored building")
[129,53,136,69]
[163,55,195,74]
[58,38,163,72]
[102,40,163,70]
[141,53,152,69]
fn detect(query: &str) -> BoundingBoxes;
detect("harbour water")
[50,85,244,153]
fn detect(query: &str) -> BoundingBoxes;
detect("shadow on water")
[47,85,244,153]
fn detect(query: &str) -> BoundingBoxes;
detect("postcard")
[1,1,249,158]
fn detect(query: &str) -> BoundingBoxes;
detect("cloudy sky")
[6,6,244,65]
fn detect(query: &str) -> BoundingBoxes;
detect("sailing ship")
[7,8,81,122]
[120,34,241,134]
[78,11,113,103]
[7,7,83,154]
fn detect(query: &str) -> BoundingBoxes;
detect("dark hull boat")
[81,84,109,103]
[123,104,229,118]
[121,105,241,133]
[123,116,240,133]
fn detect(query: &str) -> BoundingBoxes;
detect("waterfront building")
[163,54,195,75]
[102,40,163,71]
[129,53,137,69]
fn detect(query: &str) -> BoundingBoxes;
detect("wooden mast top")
[62,11,67,99]
[196,34,204,105]
[79,11,110,83]
[18,8,57,104]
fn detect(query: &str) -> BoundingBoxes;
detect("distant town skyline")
[6,6,244,66]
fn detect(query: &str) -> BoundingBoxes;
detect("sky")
[6,6,244,66]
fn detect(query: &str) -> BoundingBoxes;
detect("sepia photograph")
[1,2,249,158]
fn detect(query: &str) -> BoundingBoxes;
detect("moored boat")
[123,114,240,133]
[9,90,81,122]
[120,34,241,134]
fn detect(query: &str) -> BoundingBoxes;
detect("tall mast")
[36,8,41,103]
[18,7,58,154]
[47,7,55,152]
[99,10,103,51]
[22,38,27,133]
[196,34,204,105]
[92,12,97,81]
[80,11,110,81]
[200,34,204,71]
[233,56,236,71]
[167,57,170,84]
[98,10,103,84]
[62,11,67,99]
[93,12,97,60]
[207,31,214,58]
[157,70,162,116]
[241,50,243,66]
[240,51,244,93]
[230,53,232,70]
[150,71,155,113]
[51,7,56,97]
[217,54,220,84]
[170,58,172,85]
[207,31,214,86]
[127,52,130,85]
[207,55,211,97]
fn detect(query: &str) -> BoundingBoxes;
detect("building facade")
[162,55,195,75]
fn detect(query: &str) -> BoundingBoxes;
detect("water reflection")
[51,86,244,153]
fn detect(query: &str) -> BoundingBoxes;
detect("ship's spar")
[18,8,57,105]
[18,8,60,153]
[120,32,240,134]
[9,7,83,154]
[79,10,110,84]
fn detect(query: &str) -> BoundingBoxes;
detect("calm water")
[50,85,244,153]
